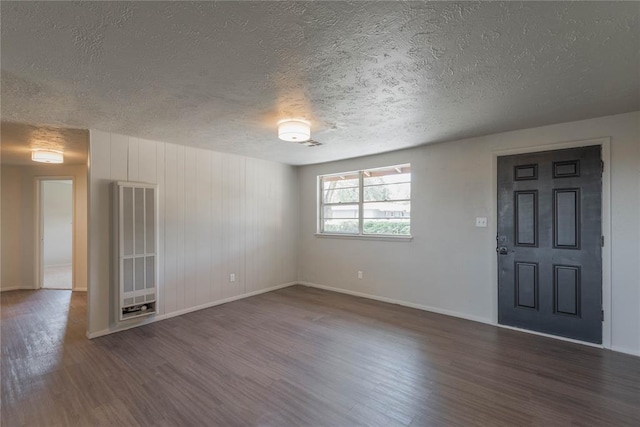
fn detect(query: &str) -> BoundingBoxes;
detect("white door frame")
[35,176,76,291]
[491,137,612,349]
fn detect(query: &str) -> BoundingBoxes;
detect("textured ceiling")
[1,1,638,165]
[1,122,88,166]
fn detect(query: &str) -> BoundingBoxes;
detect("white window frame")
[317,164,411,239]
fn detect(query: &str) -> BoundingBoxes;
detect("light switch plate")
[475,217,488,227]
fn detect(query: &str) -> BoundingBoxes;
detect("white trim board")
[298,281,494,326]
[610,346,640,358]
[87,282,297,339]
[497,324,604,349]
[490,137,612,350]
[299,281,630,354]
[0,286,36,292]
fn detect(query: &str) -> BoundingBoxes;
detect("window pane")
[323,219,359,234]
[363,182,410,202]
[322,176,358,190]
[363,165,410,186]
[322,173,359,187]
[323,204,359,219]
[363,201,410,219]
[363,218,411,235]
[319,164,411,236]
[323,187,359,204]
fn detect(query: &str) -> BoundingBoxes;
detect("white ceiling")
[1,2,638,165]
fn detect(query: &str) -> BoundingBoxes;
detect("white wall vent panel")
[113,181,158,321]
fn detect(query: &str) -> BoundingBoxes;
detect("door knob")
[497,246,508,255]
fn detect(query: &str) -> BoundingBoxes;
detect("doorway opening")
[39,178,74,290]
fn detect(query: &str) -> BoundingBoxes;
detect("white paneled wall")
[88,130,298,336]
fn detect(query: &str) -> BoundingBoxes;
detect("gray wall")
[297,111,640,356]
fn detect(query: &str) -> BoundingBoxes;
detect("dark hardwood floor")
[2,286,639,426]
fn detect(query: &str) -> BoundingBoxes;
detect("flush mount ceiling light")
[277,119,311,142]
[31,149,64,164]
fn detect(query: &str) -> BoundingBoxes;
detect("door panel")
[515,191,537,246]
[553,189,580,248]
[515,262,538,309]
[497,146,602,344]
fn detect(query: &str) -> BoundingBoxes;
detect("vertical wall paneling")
[245,158,256,293]
[239,156,247,295]
[163,143,177,315]
[127,137,140,182]
[184,147,197,308]
[258,160,267,290]
[156,142,166,315]
[211,151,223,302]
[196,151,212,303]
[268,164,278,288]
[88,131,112,333]
[110,134,129,181]
[220,153,228,299]
[227,154,237,298]
[138,139,157,184]
[222,154,235,299]
[275,170,289,283]
[175,145,186,311]
[88,130,298,336]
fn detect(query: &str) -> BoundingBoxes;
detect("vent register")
[113,182,158,321]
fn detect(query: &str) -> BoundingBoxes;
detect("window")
[319,164,411,237]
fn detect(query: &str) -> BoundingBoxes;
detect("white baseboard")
[298,281,494,326]
[298,281,639,356]
[44,263,72,268]
[87,282,297,339]
[496,324,604,349]
[1,286,84,292]
[1,286,35,292]
[610,346,640,357]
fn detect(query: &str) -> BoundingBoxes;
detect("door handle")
[497,246,508,255]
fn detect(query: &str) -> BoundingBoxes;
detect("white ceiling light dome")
[278,119,311,142]
[32,149,64,163]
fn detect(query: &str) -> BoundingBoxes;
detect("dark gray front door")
[497,146,602,344]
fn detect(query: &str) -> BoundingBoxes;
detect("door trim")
[35,176,76,291]
[491,137,611,349]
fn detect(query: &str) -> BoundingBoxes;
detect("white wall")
[88,131,299,336]
[43,180,73,266]
[298,111,640,356]
[0,164,88,291]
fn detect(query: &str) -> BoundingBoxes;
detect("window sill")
[314,233,413,242]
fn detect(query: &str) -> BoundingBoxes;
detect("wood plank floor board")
[2,285,640,426]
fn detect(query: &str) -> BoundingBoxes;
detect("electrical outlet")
[230,273,236,282]
[475,217,488,228]
[357,271,363,279]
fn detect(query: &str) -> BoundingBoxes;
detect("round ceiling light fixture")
[277,119,311,142]
[32,149,64,164]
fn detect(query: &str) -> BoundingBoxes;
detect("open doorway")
[39,179,74,290]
